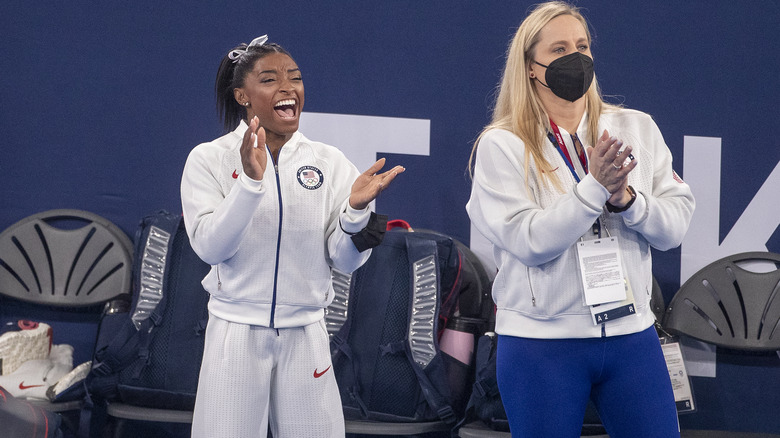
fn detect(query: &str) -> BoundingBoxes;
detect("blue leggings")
[496,326,679,438]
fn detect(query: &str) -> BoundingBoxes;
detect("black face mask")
[534,52,594,102]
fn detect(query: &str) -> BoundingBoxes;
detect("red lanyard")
[549,119,588,179]
[549,120,601,236]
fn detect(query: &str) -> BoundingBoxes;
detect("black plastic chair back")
[0,209,132,308]
[663,251,780,351]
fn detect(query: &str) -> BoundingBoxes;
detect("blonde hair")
[469,1,613,192]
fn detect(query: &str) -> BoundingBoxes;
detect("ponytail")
[215,50,243,133]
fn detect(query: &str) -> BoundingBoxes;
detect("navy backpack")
[88,210,211,410]
[329,227,492,426]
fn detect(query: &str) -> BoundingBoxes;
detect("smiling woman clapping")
[181,35,403,438]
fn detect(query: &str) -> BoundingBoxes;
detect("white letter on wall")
[681,136,780,283]
[299,112,430,173]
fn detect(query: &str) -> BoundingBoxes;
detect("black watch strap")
[606,185,636,213]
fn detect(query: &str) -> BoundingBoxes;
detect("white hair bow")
[228,35,269,63]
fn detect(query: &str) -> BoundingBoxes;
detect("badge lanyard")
[548,119,588,183]
[548,119,601,237]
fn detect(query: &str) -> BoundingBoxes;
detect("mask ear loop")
[532,60,551,89]
[534,60,550,69]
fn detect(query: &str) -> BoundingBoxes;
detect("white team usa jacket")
[181,121,371,328]
[467,108,695,339]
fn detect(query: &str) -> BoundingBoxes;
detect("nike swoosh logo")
[313,365,331,378]
[19,382,45,390]
[232,170,239,179]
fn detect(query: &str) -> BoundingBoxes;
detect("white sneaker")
[0,320,53,375]
[0,344,73,400]
[47,360,92,401]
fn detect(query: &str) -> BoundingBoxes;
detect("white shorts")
[191,315,345,438]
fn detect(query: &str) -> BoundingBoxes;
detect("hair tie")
[228,35,269,63]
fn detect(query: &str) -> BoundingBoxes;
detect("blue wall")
[2,1,779,433]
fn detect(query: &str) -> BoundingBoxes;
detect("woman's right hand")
[240,116,267,181]
[586,129,636,194]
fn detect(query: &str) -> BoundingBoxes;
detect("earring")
[243,102,250,107]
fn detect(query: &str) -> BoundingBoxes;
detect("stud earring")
[243,102,250,107]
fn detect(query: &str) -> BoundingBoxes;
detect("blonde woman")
[467,2,694,437]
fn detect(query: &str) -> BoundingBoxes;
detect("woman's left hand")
[349,158,405,210]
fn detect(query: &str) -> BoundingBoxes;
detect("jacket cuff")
[239,172,264,192]
[619,190,649,224]
[575,174,610,211]
[340,204,371,234]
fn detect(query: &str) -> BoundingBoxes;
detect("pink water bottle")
[439,317,480,365]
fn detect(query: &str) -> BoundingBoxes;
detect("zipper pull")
[274,164,279,174]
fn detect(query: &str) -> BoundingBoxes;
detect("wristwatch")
[606,185,636,213]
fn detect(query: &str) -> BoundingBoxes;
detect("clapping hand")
[349,158,405,210]
[240,116,267,181]
[586,129,637,204]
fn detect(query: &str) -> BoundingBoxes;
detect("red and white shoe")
[0,344,73,400]
[0,320,53,376]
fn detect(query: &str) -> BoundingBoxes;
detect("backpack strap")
[470,333,500,403]
[325,269,352,339]
[455,333,501,430]
[403,235,457,425]
[331,316,370,417]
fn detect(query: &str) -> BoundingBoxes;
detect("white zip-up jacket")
[181,121,371,328]
[467,108,695,339]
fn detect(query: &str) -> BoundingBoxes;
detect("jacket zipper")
[526,266,537,306]
[217,266,221,290]
[269,158,283,328]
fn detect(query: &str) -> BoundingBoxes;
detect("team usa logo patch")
[297,166,324,190]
